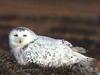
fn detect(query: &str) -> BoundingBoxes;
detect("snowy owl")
[9,27,96,72]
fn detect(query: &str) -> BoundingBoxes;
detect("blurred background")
[0,0,100,70]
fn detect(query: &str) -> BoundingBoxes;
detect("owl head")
[9,27,37,49]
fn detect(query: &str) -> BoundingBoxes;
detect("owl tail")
[72,57,96,75]
[80,57,96,71]
[71,57,98,75]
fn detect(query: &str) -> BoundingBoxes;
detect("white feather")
[9,27,96,72]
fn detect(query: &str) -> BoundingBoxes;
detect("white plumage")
[9,27,96,72]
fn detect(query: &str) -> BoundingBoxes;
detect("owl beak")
[19,39,22,43]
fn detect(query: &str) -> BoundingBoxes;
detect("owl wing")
[22,35,96,73]
[59,39,87,54]
[36,36,96,73]
[71,46,87,54]
[38,35,87,54]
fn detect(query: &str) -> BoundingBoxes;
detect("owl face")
[9,27,36,49]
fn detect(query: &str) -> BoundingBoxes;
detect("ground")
[0,48,98,75]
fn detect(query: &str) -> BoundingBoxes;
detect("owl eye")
[23,34,27,37]
[14,34,18,37]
